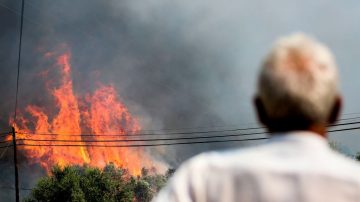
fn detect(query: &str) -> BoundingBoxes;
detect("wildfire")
[11,50,153,175]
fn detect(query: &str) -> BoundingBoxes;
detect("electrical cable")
[14,125,360,146]
[17,137,269,147]
[0,140,13,144]
[0,144,13,149]
[17,131,266,143]
[0,141,12,159]
[15,119,360,138]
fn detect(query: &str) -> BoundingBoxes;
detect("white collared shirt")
[153,131,360,202]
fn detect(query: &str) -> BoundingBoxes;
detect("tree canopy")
[24,164,173,202]
[356,152,360,162]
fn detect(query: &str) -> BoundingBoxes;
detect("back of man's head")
[255,33,341,133]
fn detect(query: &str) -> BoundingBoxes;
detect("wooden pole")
[11,127,19,202]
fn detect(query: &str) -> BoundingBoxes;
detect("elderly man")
[153,33,360,202]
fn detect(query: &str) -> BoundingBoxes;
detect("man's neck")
[308,124,327,138]
[268,124,328,139]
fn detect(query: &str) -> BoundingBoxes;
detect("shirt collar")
[268,131,330,150]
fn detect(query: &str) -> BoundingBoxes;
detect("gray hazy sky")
[1,0,360,164]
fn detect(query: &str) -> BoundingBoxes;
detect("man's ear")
[328,95,342,125]
[254,96,268,127]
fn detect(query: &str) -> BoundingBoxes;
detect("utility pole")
[11,127,19,202]
[12,0,25,200]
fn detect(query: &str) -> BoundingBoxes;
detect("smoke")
[2,0,360,200]
[7,0,358,200]
[2,0,261,163]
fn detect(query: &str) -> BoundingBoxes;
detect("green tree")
[24,164,174,202]
[356,152,360,162]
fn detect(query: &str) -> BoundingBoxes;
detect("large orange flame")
[12,51,153,175]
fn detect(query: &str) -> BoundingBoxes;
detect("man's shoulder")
[180,145,269,173]
[153,146,268,202]
[179,142,360,180]
[154,143,360,202]
[324,150,360,178]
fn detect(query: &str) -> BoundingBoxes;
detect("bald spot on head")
[256,33,340,132]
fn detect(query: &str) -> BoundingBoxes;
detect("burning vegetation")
[10,50,156,175]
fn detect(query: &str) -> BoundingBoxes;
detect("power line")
[17,126,264,137]
[328,126,360,133]
[13,126,360,146]
[14,125,360,144]
[0,144,13,149]
[17,137,269,148]
[0,1,42,26]
[16,131,266,143]
[0,114,357,142]
[0,131,12,138]
[0,140,12,144]
[331,121,360,127]
[0,141,12,159]
[15,119,360,138]
[0,1,20,15]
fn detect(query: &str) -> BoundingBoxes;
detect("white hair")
[257,33,339,124]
